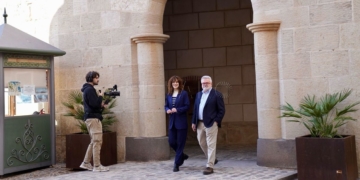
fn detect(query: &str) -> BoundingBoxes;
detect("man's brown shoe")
[203,167,214,175]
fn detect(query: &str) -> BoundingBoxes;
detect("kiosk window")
[4,68,50,116]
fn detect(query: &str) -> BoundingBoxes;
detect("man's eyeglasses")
[201,82,211,85]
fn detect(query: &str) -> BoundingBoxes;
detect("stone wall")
[252,0,359,138]
[163,0,257,145]
[252,0,360,172]
[0,0,170,163]
[52,0,169,163]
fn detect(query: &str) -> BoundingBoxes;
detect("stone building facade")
[1,0,360,175]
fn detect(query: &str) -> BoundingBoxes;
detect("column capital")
[131,33,170,44]
[246,21,281,33]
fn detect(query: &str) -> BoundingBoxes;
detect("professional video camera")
[104,84,120,97]
[102,84,120,104]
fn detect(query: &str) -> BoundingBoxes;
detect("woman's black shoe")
[173,165,179,172]
[178,153,189,167]
[183,153,189,160]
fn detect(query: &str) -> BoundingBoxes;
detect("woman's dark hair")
[85,71,100,82]
[167,76,184,95]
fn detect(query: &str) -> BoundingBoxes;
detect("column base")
[257,138,297,168]
[126,136,170,161]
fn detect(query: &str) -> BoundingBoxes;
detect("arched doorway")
[162,0,257,147]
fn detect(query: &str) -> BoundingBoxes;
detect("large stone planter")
[296,135,358,180]
[66,131,117,169]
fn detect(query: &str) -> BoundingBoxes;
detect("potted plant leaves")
[280,89,359,180]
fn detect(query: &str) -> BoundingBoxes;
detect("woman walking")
[165,76,190,172]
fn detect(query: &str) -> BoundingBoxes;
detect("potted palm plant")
[280,89,359,180]
[62,90,117,169]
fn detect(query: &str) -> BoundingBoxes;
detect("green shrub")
[280,89,360,138]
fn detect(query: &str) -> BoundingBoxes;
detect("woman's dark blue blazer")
[164,90,190,130]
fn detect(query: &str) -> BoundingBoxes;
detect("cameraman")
[79,71,109,172]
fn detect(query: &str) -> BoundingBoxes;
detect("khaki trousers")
[197,121,218,168]
[83,118,103,167]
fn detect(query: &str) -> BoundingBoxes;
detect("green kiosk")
[0,10,65,175]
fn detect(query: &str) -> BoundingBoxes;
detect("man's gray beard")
[202,87,210,92]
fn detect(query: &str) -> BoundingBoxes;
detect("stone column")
[247,21,281,139]
[247,21,296,168]
[126,33,170,161]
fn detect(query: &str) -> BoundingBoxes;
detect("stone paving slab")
[1,145,297,180]
[40,159,295,180]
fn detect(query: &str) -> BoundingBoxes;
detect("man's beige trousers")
[83,118,103,167]
[197,121,218,168]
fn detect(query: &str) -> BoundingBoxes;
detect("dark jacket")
[164,90,190,130]
[192,89,225,128]
[81,83,103,121]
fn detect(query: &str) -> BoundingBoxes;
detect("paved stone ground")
[1,145,297,180]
